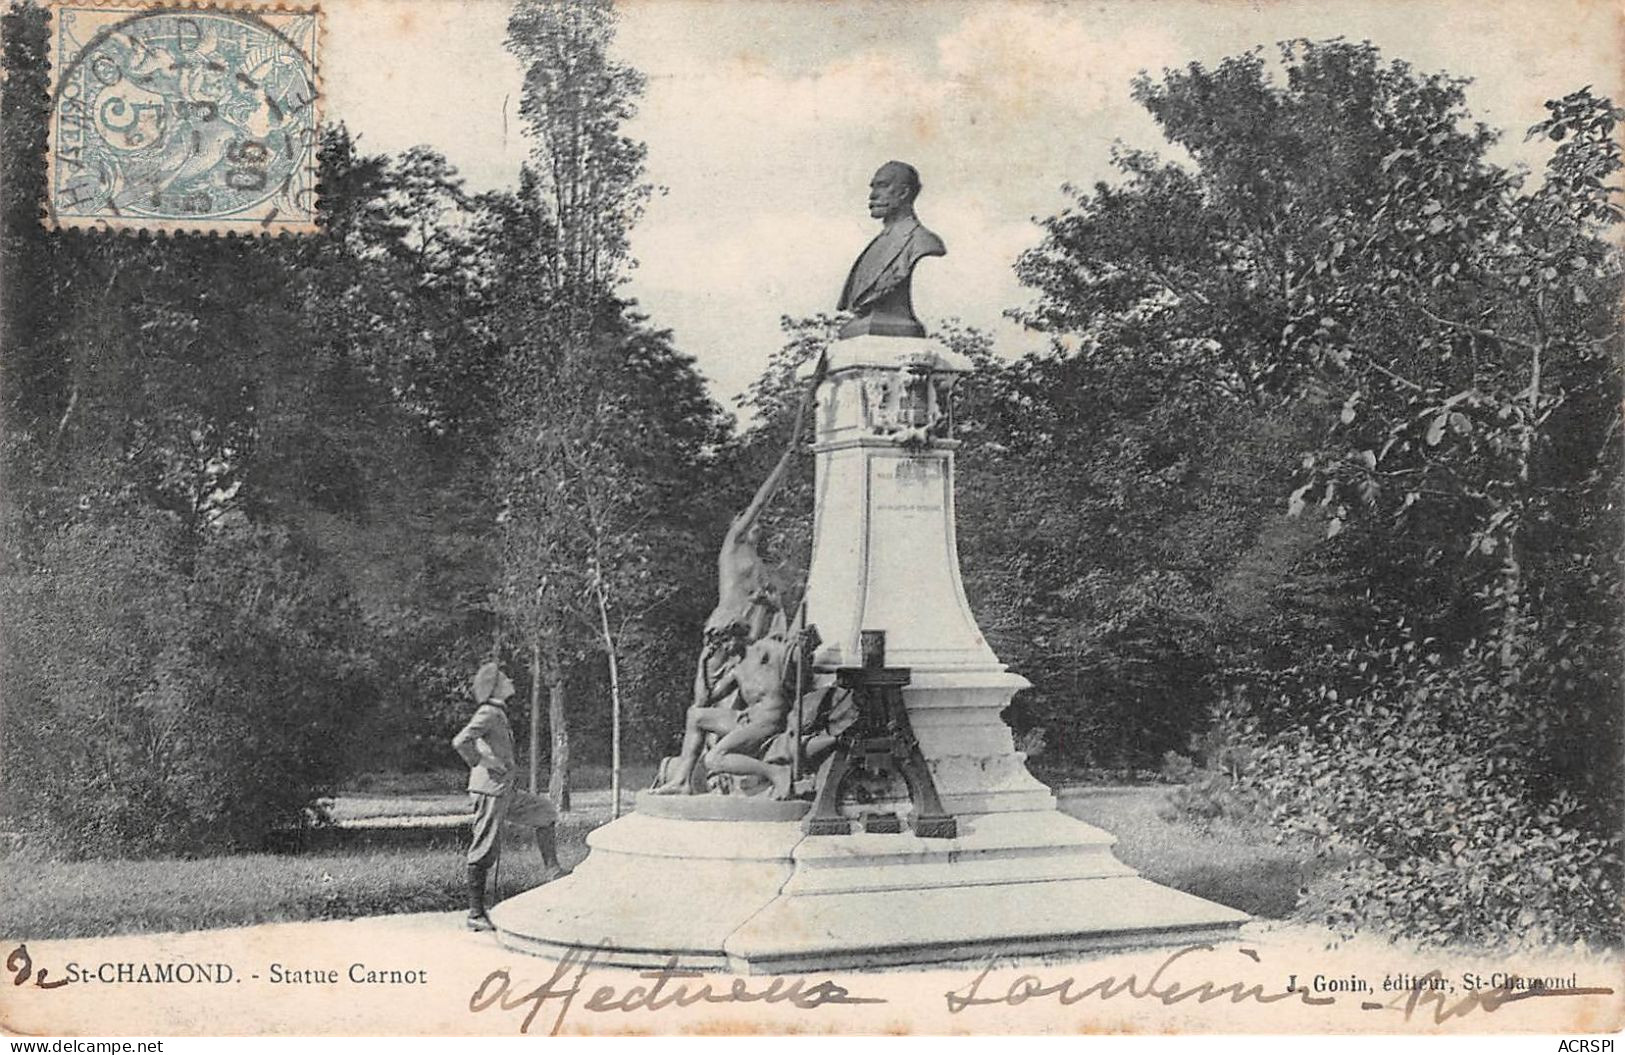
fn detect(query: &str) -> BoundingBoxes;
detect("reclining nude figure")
[651,633,795,797]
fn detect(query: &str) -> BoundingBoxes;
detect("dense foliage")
[1001,40,1622,944]
[0,0,728,853]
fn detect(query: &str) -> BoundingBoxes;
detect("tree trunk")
[1500,319,1545,673]
[528,636,543,795]
[592,575,623,820]
[544,636,571,812]
[1498,546,1524,671]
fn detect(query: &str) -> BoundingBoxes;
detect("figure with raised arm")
[687,351,828,709]
[653,353,828,795]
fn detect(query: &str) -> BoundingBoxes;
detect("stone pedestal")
[799,336,1052,817]
[801,336,995,673]
[492,334,1247,972]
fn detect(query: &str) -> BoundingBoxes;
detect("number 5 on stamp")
[46,2,321,234]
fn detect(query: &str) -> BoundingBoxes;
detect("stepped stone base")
[490,803,1247,974]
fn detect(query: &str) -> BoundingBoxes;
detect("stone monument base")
[490,795,1247,974]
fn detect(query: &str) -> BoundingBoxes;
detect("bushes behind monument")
[1164,632,1624,948]
[1,513,373,858]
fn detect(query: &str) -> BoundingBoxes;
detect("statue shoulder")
[911,223,946,259]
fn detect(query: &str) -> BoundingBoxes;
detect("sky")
[325,0,1623,408]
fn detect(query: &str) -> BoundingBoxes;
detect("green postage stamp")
[46,3,320,233]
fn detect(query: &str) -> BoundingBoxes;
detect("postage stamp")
[46,2,321,233]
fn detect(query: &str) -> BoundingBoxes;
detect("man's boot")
[465,863,494,932]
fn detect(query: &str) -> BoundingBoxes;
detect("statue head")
[867,161,921,222]
[704,621,751,660]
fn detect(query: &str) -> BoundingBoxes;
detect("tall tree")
[1009,39,1622,941]
[506,0,648,297]
[1015,42,1620,779]
[490,0,719,809]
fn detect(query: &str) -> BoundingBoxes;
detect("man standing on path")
[453,660,569,932]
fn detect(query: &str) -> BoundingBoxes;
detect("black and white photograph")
[1,0,1622,1041]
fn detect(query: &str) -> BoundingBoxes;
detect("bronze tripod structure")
[802,633,958,839]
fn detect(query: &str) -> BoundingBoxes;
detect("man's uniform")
[453,662,568,931]
[453,700,557,867]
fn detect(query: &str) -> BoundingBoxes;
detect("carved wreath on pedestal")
[857,352,960,449]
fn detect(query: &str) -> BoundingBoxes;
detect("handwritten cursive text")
[469,944,886,1035]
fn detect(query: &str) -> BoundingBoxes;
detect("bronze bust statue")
[836,161,946,339]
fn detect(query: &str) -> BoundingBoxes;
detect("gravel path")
[324,787,624,827]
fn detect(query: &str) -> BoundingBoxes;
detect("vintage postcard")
[2,0,1622,1042]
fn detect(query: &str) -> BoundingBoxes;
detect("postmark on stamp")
[47,3,321,233]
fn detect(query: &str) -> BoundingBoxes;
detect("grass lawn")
[2,814,599,940]
[1060,787,1306,919]
[3,786,1303,940]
